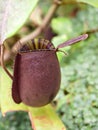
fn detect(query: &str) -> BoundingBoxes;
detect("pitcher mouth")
[18,49,56,54]
[18,48,68,57]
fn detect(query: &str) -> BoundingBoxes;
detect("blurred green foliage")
[0,2,98,130]
[56,34,98,130]
[52,4,98,130]
[0,112,32,130]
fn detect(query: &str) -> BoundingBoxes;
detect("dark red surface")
[12,54,21,103]
[12,50,61,107]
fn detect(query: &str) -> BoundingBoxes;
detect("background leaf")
[29,106,66,130]
[78,0,98,7]
[62,0,98,7]
[0,0,39,44]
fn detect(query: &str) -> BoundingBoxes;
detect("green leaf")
[51,6,98,38]
[51,17,72,35]
[28,105,66,130]
[0,67,66,130]
[0,0,39,44]
[0,67,28,113]
[62,0,98,7]
[77,0,98,7]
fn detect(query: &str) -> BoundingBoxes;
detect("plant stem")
[12,0,62,53]
[1,44,13,80]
